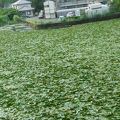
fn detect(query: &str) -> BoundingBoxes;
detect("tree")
[0,0,16,8]
[111,0,120,12]
[31,0,45,13]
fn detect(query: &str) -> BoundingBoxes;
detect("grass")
[0,19,120,120]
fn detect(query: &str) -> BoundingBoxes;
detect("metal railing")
[57,0,104,7]
[59,0,87,7]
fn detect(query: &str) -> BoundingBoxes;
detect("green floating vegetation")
[0,19,120,120]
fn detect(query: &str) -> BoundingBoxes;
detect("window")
[27,11,31,15]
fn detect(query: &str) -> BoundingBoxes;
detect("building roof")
[88,3,102,9]
[12,0,31,5]
[19,6,34,11]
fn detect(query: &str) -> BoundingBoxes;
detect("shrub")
[7,9,20,21]
[0,8,21,26]
[0,15,9,26]
[0,8,20,20]
[13,15,22,22]
[110,0,120,12]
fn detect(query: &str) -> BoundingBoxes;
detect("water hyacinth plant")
[0,19,120,120]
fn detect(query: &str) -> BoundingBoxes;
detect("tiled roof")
[12,0,31,5]
[19,6,34,11]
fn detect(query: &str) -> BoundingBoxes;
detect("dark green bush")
[0,8,19,15]
[0,8,21,26]
[29,12,120,30]
[13,15,22,22]
[0,15,8,26]
[110,0,120,13]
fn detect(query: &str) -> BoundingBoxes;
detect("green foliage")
[0,8,20,26]
[13,15,22,22]
[0,19,120,119]
[64,16,81,22]
[111,0,120,12]
[0,0,16,3]
[62,15,88,23]
[31,0,44,12]
[0,15,8,26]
[6,8,20,20]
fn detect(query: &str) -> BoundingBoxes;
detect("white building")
[44,0,56,18]
[12,0,34,17]
[86,3,109,17]
[44,0,107,18]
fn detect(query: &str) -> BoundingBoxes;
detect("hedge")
[26,12,120,29]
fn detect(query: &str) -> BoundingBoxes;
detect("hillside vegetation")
[0,19,120,120]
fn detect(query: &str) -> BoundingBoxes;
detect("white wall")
[44,1,56,18]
